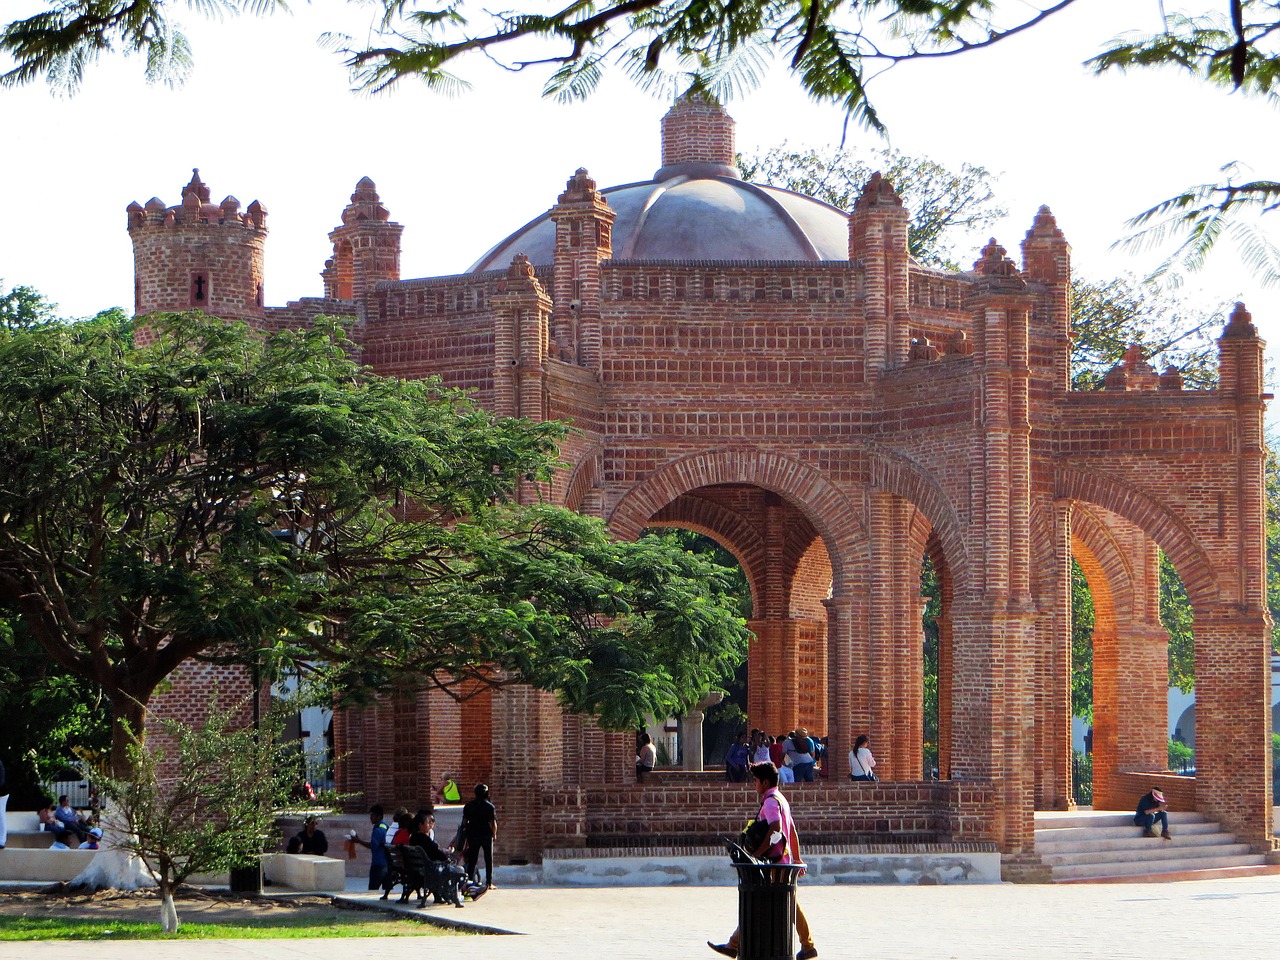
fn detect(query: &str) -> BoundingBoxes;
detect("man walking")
[708,762,818,959]
[352,804,390,889]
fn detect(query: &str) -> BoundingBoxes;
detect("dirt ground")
[0,887,349,925]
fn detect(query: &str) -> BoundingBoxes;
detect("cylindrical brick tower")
[127,169,268,320]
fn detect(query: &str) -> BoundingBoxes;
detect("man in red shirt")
[708,762,818,959]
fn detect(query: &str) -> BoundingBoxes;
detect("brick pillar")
[550,168,615,368]
[849,172,910,377]
[1198,303,1273,845]
[1020,206,1072,393]
[747,618,801,735]
[1033,499,1074,810]
[325,178,402,301]
[1191,607,1274,846]
[489,683,563,864]
[824,589,866,781]
[964,238,1038,856]
[492,254,552,418]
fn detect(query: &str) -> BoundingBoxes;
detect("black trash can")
[730,849,803,960]
[229,861,262,894]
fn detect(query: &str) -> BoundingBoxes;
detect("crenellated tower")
[127,169,268,321]
[322,178,403,302]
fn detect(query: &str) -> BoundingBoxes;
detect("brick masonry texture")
[134,101,1275,877]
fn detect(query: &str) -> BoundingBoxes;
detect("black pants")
[464,835,493,887]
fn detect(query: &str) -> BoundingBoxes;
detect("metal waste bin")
[229,861,263,894]
[730,851,803,960]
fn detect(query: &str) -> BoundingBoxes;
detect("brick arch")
[1056,466,1216,609]
[646,495,767,615]
[607,448,866,592]
[869,449,968,575]
[561,447,603,513]
[789,536,832,618]
[1069,503,1135,628]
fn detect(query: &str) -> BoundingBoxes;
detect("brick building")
[133,96,1274,878]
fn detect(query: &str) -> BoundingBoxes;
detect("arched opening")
[1069,500,1196,809]
[636,482,838,768]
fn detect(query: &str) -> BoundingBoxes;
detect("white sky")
[1,0,1277,372]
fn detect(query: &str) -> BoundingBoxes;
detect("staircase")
[1034,810,1277,883]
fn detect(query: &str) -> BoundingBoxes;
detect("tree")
[94,697,314,931]
[0,311,750,774]
[7,2,1272,281]
[0,279,59,331]
[1069,274,1222,391]
[738,144,1005,269]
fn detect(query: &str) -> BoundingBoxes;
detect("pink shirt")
[757,787,795,864]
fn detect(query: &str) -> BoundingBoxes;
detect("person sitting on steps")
[1134,786,1172,839]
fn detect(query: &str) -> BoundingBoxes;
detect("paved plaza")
[5,876,1278,960]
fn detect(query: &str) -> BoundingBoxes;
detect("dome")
[468,173,851,272]
[468,96,850,272]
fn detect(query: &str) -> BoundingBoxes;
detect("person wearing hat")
[785,728,816,782]
[1134,787,1172,839]
[78,827,103,850]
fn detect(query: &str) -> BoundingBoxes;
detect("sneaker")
[707,943,737,958]
[797,949,819,960]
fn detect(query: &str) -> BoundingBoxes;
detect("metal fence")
[1071,752,1092,806]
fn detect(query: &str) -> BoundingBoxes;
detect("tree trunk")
[158,881,179,933]
[70,848,153,891]
[109,688,151,778]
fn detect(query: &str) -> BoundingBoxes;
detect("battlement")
[128,168,268,320]
[127,169,267,234]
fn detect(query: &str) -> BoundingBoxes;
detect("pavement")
[4,874,1280,960]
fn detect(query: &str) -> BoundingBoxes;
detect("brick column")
[1192,607,1274,846]
[489,683,564,864]
[1033,499,1074,809]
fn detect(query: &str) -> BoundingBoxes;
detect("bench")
[3,811,71,849]
[262,853,346,892]
[0,848,98,882]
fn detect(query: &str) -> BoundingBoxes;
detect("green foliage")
[0,279,60,331]
[0,613,112,804]
[738,144,1005,269]
[1070,557,1094,723]
[1069,275,1222,391]
[1160,551,1196,693]
[1266,449,1280,653]
[99,697,320,929]
[1088,2,1280,285]
[1167,736,1194,772]
[0,311,749,772]
[920,555,940,767]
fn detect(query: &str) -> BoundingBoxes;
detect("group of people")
[37,794,103,849]
[350,782,498,893]
[726,729,825,783]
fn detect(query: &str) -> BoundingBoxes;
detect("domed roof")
[467,97,850,272]
[468,174,851,272]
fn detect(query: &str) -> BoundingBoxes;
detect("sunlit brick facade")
[132,97,1274,878]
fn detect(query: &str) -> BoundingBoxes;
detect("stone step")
[1055,862,1280,884]
[1041,841,1255,869]
[1033,811,1206,832]
[1049,852,1268,881]
[1034,821,1222,850]
[1037,829,1238,858]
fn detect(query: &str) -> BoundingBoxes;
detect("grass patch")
[0,912,450,941]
